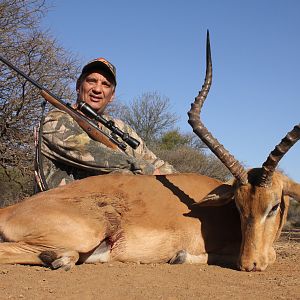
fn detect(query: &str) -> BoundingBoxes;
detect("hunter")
[35,57,176,191]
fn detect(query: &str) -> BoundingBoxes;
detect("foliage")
[157,129,208,151]
[156,146,232,181]
[152,130,231,181]
[286,199,300,228]
[0,166,33,207]
[0,0,80,199]
[158,130,191,150]
[112,92,178,146]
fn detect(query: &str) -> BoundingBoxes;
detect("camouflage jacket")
[39,108,176,189]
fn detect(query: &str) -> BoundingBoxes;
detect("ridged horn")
[187,30,248,185]
[259,124,300,187]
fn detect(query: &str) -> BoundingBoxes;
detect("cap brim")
[81,61,116,84]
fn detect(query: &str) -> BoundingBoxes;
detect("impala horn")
[188,30,248,185]
[258,124,300,187]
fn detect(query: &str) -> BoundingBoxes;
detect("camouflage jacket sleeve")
[41,109,157,175]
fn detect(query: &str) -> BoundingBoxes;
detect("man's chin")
[92,104,106,115]
[87,102,103,113]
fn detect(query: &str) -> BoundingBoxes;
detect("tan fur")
[0,171,298,271]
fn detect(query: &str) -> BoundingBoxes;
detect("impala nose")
[240,261,261,272]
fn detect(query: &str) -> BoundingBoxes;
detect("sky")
[42,0,300,182]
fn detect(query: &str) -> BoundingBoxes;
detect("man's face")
[77,70,115,114]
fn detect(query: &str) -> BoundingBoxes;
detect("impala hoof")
[39,251,58,267]
[39,250,78,271]
[169,250,187,264]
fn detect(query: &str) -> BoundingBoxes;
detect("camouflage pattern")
[41,108,176,189]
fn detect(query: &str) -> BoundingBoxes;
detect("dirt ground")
[0,234,299,300]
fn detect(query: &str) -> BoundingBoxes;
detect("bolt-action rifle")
[0,55,140,151]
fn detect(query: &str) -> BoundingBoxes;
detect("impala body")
[0,32,299,271]
[0,174,240,268]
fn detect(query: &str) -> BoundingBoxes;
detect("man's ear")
[196,183,235,207]
[109,90,115,103]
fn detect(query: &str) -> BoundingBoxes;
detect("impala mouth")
[239,263,267,272]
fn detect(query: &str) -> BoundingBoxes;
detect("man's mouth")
[89,95,102,102]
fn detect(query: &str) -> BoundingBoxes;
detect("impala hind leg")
[169,250,208,264]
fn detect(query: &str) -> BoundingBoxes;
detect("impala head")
[233,169,300,271]
[188,31,300,271]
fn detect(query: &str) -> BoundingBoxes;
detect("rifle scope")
[77,101,140,150]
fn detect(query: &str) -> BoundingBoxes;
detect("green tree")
[159,130,190,150]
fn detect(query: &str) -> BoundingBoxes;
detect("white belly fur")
[84,240,111,263]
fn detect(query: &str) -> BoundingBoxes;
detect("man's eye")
[103,82,111,87]
[85,76,97,83]
[267,203,280,217]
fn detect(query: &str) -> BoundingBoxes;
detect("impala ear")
[283,177,300,202]
[197,180,235,207]
[276,195,290,238]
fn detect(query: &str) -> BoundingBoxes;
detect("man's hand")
[153,169,161,175]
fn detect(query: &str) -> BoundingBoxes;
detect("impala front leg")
[169,250,208,264]
[0,242,48,266]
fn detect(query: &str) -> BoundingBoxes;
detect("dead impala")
[0,32,299,272]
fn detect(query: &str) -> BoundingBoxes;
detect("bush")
[286,199,300,228]
[155,145,232,182]
[0,166,34,207]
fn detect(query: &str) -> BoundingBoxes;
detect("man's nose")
[92,83,103,93]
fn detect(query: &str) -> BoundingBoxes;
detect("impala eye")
[268,203,280,217]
